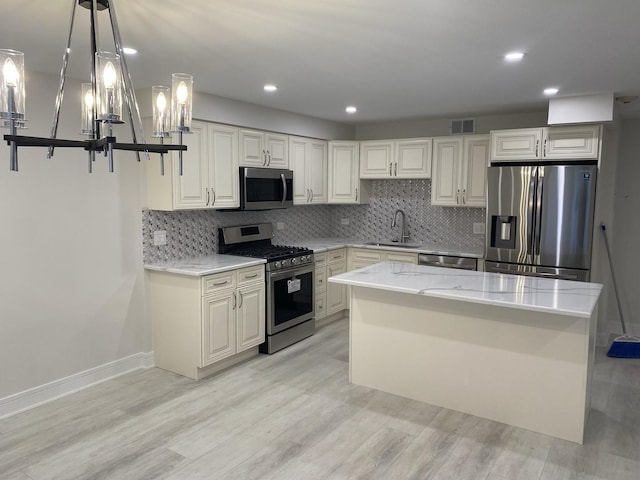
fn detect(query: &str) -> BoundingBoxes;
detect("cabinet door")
[461,135,489,207]
[236,283,265,352]
[490,128,543,161]
[360,141,393,178]
[326,261,348,315]
[265,133,289,168]
[328,141,360,203]
[202,292,236,366]
[543,125,600,159]
[239,129,265,167]
[431,137,463,206]
[289,136,309,204]
[395,138,432,178]
[209,124,239,209]
[308,140,328,204]
[172,121,209,209]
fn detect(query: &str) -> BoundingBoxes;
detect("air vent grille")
[450,118,475,135]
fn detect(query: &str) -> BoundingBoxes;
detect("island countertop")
[328,261,602,318]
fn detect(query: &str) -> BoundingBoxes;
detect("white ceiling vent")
[450,118,475,135]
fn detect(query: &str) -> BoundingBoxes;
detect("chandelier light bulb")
[156,91,167,112]
[176,81,188,104]
[84,89,93,108]
[103,61,116,89]
[3,57,18,86]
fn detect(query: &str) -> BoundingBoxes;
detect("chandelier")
[1,0,191,175]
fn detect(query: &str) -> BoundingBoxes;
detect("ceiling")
[2,0,640,124]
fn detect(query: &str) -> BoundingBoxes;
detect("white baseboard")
[0,351,155,420]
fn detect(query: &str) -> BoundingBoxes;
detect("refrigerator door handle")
[534,167,545,262]
[526,167,537,263]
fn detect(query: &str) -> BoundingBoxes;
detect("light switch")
[340,218,350,225]
[276,222,285,230]
[473,223,485,235]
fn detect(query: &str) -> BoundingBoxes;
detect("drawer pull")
[244,273,258,279]
[213,280,228,286]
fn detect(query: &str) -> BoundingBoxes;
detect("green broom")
[601,223,640,358]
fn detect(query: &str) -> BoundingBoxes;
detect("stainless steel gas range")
[218,223,315,354]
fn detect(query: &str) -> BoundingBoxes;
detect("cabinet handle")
[535,140,539,157]
[456,188,460,204]
[238,291,243,308]
[262,149,267,166]
[232,291,237,309]
[318,305,323,310]
[355,188,358,202]
[394,163,397,176]
[307,188,311,202]
[543,139,547,157]
[310,190,314,202]
[213,280,228,286]
[389,164,393,176]
[268,152,271,166]
[462,189,466,204]
[206,188,210,206]
[244,273,258,279]
[319,278,323,284]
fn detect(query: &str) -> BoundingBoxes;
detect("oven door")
[267,265,314,335]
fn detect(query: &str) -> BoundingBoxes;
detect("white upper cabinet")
[239,129,288,168]
[289,136,328,205]
[490,125,600,162]
[395,138,432,178]
[328,141,369,204]
[360,138,431,179]
[431,134,489,207]
[360,141,394,178]
[146,120,239,210]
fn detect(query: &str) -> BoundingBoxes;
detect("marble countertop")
[295,238,484,259]
[144,255,266,277]
[328,261,602,317]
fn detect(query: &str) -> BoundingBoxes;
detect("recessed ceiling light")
[345,105,357,114]
[122,47,137,55]
[544,87,559,96]
[264,84,278,93]
[504,51,525,62]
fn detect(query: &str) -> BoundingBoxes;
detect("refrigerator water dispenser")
[490,216,517,249]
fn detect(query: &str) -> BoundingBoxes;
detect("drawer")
[315,293,327,320]
[350,249,383,263]
[236,265,265,286]
[202,271,236,295]
[326,248,346,263]
[315,267,327,293]
[314,252,327,267]
[385,252,418,264]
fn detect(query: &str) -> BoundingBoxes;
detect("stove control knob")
[282,259,289,268]
[274,261,281,269]
[291,257,298,265]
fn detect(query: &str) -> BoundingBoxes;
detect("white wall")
[0,71,148,400]
[355,110,548,139]
[607,119,640,336]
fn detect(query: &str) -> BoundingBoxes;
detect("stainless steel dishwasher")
[418,254,477,271]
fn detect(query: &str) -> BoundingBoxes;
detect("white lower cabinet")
[314,249,348,319]
[149,264,265,380]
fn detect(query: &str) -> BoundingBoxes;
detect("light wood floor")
[1,318,639,480]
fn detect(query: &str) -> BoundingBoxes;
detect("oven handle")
[268,265,314,282]
[280,173,287,206]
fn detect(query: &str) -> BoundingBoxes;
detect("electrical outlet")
[340,218,350,225]
[473,223,485,235]
[153,230,167,246]
[276,222,285,230]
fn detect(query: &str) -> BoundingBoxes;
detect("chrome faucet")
[391,209,410,243]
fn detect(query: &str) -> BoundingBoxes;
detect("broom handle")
[601,223,628,335]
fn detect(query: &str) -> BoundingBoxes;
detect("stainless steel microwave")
[239,167,294,210]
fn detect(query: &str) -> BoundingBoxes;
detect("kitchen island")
[328,262,602,444]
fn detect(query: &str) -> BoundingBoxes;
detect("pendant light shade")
[0,49,25,125]
[152,86,170,137]
[171,73,192,132]
[95,51,122,122]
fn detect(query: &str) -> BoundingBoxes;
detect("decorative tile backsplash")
[143,179,485,263]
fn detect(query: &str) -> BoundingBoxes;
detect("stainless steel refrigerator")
[485,164,597,281]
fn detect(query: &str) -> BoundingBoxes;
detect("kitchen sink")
[365,240,423,248]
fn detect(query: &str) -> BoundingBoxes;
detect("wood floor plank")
[0,319,638,480]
